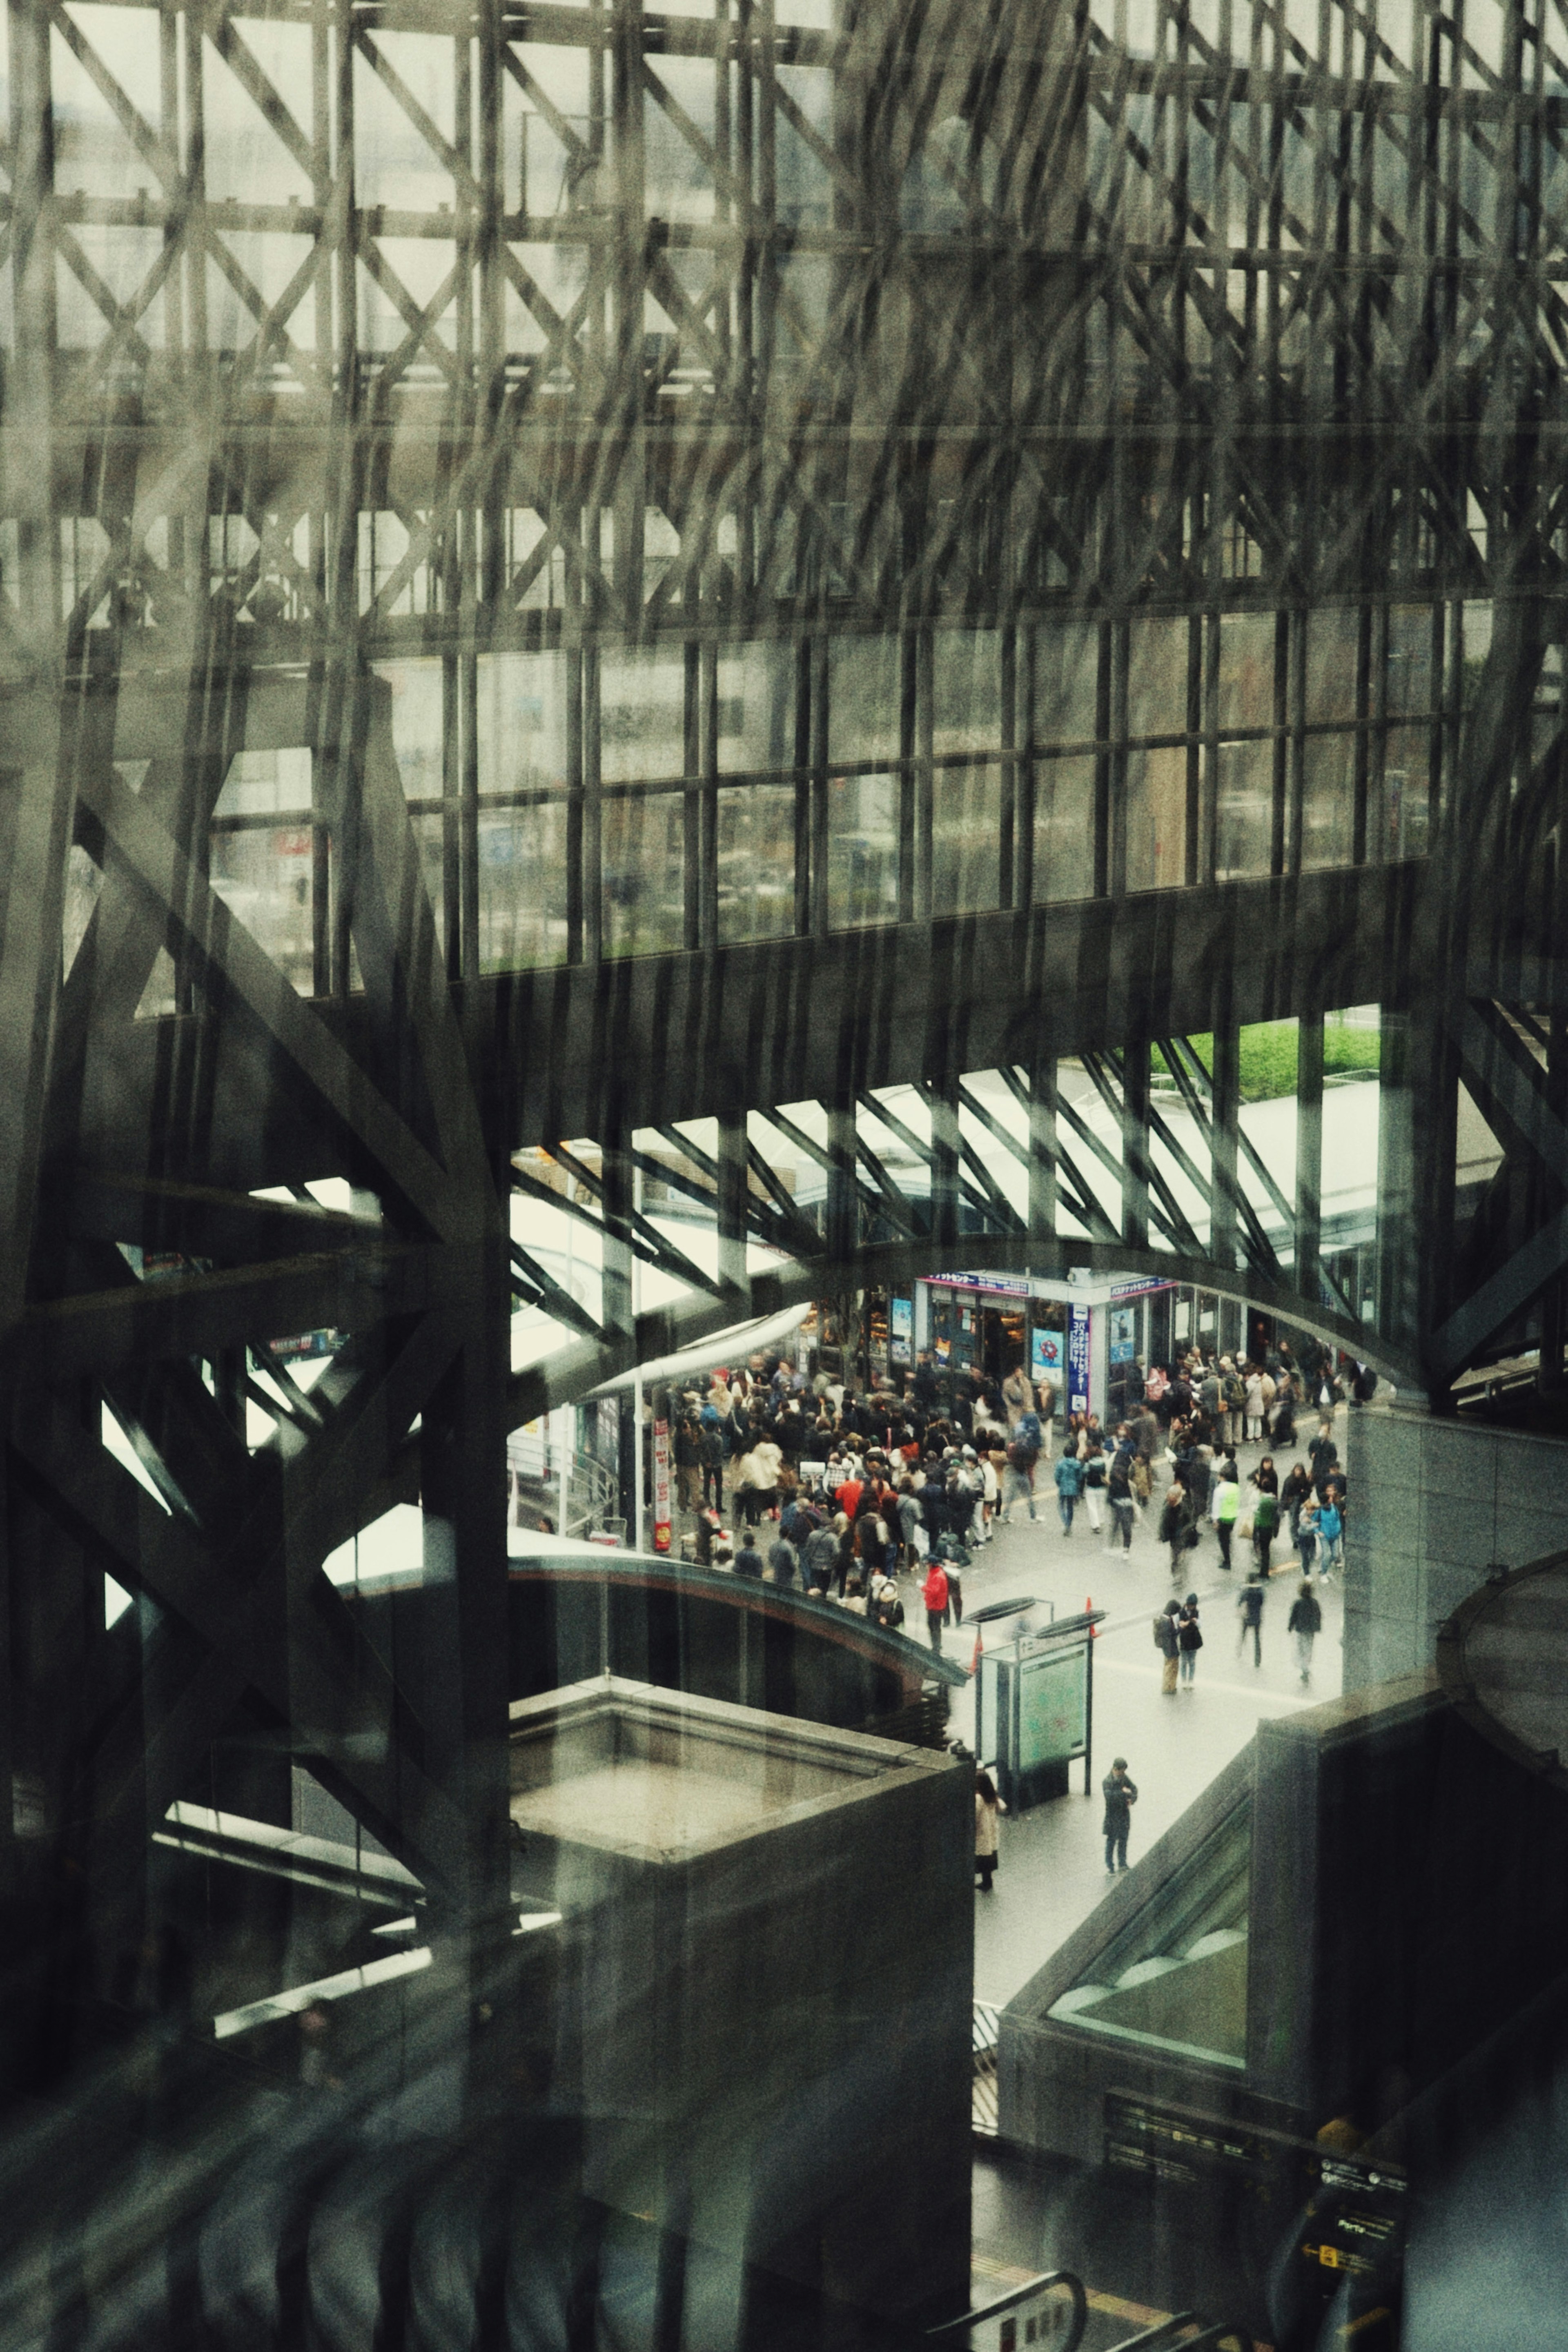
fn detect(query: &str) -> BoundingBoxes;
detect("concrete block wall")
[1345,1404,1568,1688]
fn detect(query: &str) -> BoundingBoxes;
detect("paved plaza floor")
[920,1415,1350,2009]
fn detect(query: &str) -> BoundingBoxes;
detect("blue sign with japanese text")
[1068,1303,1091,1416]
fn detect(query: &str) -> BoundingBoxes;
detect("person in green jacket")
[1211,1459,1240,1570]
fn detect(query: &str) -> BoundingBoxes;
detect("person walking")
[922,1557,949,1654]
[1001,1364,1035,1431]
[1251,1483,1279,1575]
[1236,1571,1265,1667]
[1211,1459,1240,1570]
[1106,1449,1136,1552]
[1102,1757,1138,1873]
[1154,1597,1182,1693]
[1159,1479,1196,1579]
[1288,1579,1323,1684]
[1054,1445,1085,1535]
[1295,1496,1322,1582]
[975,1770,1006,1891]
[1177,1592,1204,1686]
[1316,1492,1344,1577]
[1081,1440,1108,1535]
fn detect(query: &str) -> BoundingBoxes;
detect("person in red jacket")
[922,1559,949,1653]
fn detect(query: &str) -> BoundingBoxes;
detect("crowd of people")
[665,1330,1360,1651]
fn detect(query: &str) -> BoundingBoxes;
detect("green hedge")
[1152,1020,1380,1104]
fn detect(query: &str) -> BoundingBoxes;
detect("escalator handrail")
[1100,2316,1200,2351]
[922,2267,1088,2351]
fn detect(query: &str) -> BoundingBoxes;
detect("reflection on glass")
[600,653,688,782]
[478,808,570,970]
[1034,755,1096,900]
[380,663,445,801]
[478,653,571,793]
[1386,605,1435,717]
[1212,740,1273,879]
[1303,734,1358,870]
[932,630,1000,755]
[827,773,899,927]
[1216,612,1274,734]
[1034,625,1100,750]
[718,644,796,774]
[1127,616,1189,742]
[1126,746,1186,889]
[932,766,1002,915]
[829,638,902,765]
[718,788,796,944]
[1383,723,1431,860]
[209,821,315,995]
[603,791,685,956]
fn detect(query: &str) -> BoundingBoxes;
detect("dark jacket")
[1154,1609,1180,1657]
[1102,1771,1138,1834]
[1288,1590,1323,1635]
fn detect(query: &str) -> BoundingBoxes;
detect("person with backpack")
[1154,1597,1181,1693]
[1236,1571,1266,1666]
[1316,1492,1344,1576]
[1177,1592,1204,1686]
[1003,1429,1040,1523]
[1288,1579,1323,1682]
[922,1558,950,1653]
[1054,1444,1085,1535]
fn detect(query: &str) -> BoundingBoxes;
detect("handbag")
[1236,1515,1254,1541]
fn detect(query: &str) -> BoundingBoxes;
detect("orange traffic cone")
[1086,1595,1096,1637]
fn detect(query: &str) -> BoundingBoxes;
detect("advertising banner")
[1031,1327,1063,1383]
[890,1295,913,1366]
[1067,1303,1091,1417]
[653,1419,671,1553]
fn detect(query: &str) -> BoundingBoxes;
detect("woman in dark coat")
[1158,1480,1196,1581]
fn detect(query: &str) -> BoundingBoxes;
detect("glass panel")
[1125,745,1186,888]
[932,763,1002,915]
[827,772,900,927]
[932,629,1000,755]
[717,786,796,943]
[1127,616,1189,742]
[212,748,312,817]
[1034,755,1096,901]
[1305,610,1361,726]
[1383,722,1432,859]
[208,820,315,994]
[1387,604,1435,716]
[1216,612,1275,734]
[718,642,796,774]
[602,789,686,956]
[477,652,571,792]
[1212,739,1274,879]
[477,806,570,969]
[600,651,687,782]
[1302,733,1357,869]
[829,636,902,765]
[1033,623,1099,750]
[379,660,446,801]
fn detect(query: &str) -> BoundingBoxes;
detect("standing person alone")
[1211,1459,1240,1569]
[922,1557,949,1654]
[1102,1757,1138,1873]
[974,1771,1006,1891]
[1288,1579,1323,1684]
